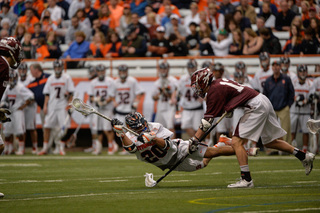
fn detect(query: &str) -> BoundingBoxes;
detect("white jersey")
[113,76,143,113]
[1,82,34,111]
[152,76,178,111]
[250,67,273,93]
[177,74,203,109]
[18,75,35,87]
[290,78,313,114]
[284,71,298,83]
[88,77,115,111]
[43,73,75,110]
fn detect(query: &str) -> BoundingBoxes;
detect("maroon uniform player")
[189,67,315,188]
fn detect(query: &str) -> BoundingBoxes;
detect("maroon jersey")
[205,79,259,119]
[0,56,9,99]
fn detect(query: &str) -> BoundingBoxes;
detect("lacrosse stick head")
[71,98,95,116]
[307,118,320,134]
[144,173,157,187]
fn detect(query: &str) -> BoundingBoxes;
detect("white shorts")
[231,107,244,132]
[155,107,176,129]
[181,109,203,130]
[235,94,286,144]
[90,109,113,132]
[44,108,68,129]
[0,135,4,145]
[216,117,232,133]
[290,113,309,133]
[175,140,207,172]
[3,110,25,136]
[24,103,37,130]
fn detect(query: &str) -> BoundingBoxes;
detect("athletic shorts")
[0,134,4,145]
[234,94,286,144]
[3,110,25,136]
[90,109,113,132]
[24,103,37,130]
[216,117,232,133]
[231,108,244,132]
[175,140,207,172]
[181,109,203,130]
[44,108,68,129]
[155,106,176,129]
[290,113,309,133]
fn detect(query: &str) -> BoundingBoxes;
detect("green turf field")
[0,153,319,213]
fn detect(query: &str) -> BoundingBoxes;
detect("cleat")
[119,148,130,155]
[60,150,66,156]
[31,148,38,155]
[15,150,24,155]
[0,192,4,199]
[53,148,60,155]
[84,147,94,153]
[302,152,315,175]
[247,147,259,156]
[218,134,232,146]
[92,150,101,155]
[37,150,47,156]
[227,178,254,188]
[108,142,118,155]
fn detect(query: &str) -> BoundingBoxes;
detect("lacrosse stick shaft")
[311,99,318,153]
[155,111,228,185]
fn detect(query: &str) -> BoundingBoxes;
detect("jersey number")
[118,92,130,104]
[141,146,167,163]
[96,90,107,99]
[220,80,244,92]
[55,87,61,98]
[185,89,198,101]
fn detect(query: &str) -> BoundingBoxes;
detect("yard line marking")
[163,180,191,183]
[222,207,320,213]
[293,181,318,184]
[0,163,41,167]
[99,180,128,183]
[0,180,63,184]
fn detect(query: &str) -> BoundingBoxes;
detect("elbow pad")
[123,143,137,153]
[199,118,212,132]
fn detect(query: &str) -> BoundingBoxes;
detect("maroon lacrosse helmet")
[191,67,214,98]
[0,37,23,69]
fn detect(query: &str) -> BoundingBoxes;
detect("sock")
[302,145,308,152]
[240,165,252,182]
[32,142,38,150]
[3,141,9,153]
[18,141,24,152]
[8,142,13,154]
[60,141,65,151]
[43,142,48,151]
[293,148,305,161]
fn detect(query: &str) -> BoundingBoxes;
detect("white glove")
[111,118,125,137]
[138,132,156,144]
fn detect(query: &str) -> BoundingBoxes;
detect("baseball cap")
[156,26,165,33]
[25,0,33,3]
[125,25,137,36]
[170,14,179,20]
[219,29,228,36]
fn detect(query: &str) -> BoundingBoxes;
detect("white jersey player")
[88,64,117,155]
[250,52,273,93]
[280,57,297,82]
[233,61,253,84]
[18,62,38,154]
[178,59,203,137]
[38,60,75,155]
[290,65,313,152]
[152,62,178,134]
[1,70,34,155]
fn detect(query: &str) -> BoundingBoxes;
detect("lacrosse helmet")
[280,57,290,73]
[125,112,149,134]
[191,67,214,98]
[118,64,128,81]
[18,62,28,81]
[233,71,245,84]
[235,61,246,72]
[201,60,213,70]
[187,59,198,76]
[9,69,18,88]
[159,61,170,78]
[0,37,23,69]
[259,52,270,69]
[53,59,63,78]
[96,64,106,81]
[88,66,97,80]
[297,64,308,81]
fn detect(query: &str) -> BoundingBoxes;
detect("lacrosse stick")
[66,115,85,148]
[145,111,228,187]
[310,98,318,154]
[71,98,139,136]
[292,107,300,147]
[307,118,320,134]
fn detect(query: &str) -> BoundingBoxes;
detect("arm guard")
[123,143,137,153]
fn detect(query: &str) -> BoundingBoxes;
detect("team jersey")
[152,76,178,111]
[19,75,35,87]
[1,82,34,111]
[285,71,298,83]
[177,74,203,110]
[290,78,314,114]
[88,76,115,111]
[0,56,10,99]
[125,122,177,170]
[205,78,259,119]
[43,73,75,110]
[250,67,273,93]
[113,76,143,113]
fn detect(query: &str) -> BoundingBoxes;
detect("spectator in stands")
[62,31,90,68]
[283,24,303,54]
[45,0,64,27]
[259,0,278,16]
[89,31,108,58]
[92,19,109,38]
[105,31,122,58]
[40,10,58,33]
[308,7,320,26]
[56,0,69,20]
[301,0,310,28]
[18,8,40,34]
[229,28,244,55]
[31,23,46,40]
[118,4,132,39]
[260,27,282,54]
[0,29,9,38]
[146,12,160,41]
[109,0,124,28]
[98,3,116,30]
[226,17,239,33]
[14,24,27,42]
[218,0,236,15]
[306,0,320,14]
[33,0,45,18]
[119,25,147,57]
[202,28,233,56]
[93,0,107,10]
[160,5,173,28]
[184,2,200,35]
[165,14,187,41]
[236,0,256,24]
[292,16,305,36]
[46,31,62,59]
[22,32,34,59]
[255,16,266,35]
[288,0,300,15]
[128,13,149,40]
[84,0,98,25]
[0,3,17,29]
[13,0,25,16]
[260,2,276,29]
[35,37,50,60]
[130,0,148,17]
[309,17,320,42]
[65,16,91,46]
[167,33,188,56]
[75,8,91,28]
[186,22,200,52]
[171,0,192,9]
[300,27,319,55]
[0,18,12,36]
[157,0,180,19]
[275,1,296,31]
[199,21,215,56]
[148,26,170,57]
[208,3,225,37]
[233,9,251,32]
[20,0,40,19]
[140,5,159,27]
[243,28,263,55]
[68,0,85,19]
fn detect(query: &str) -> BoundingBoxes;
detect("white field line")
[0,163,41,167]
[226,208,320,213]
[293,181,318,184]
[99,180,128,183]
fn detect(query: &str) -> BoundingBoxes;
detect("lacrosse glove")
[188,136,199,154]
[296,94,305,107]
[111,118,125,137]
[0,108,11,123]
[137,132,156,144]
